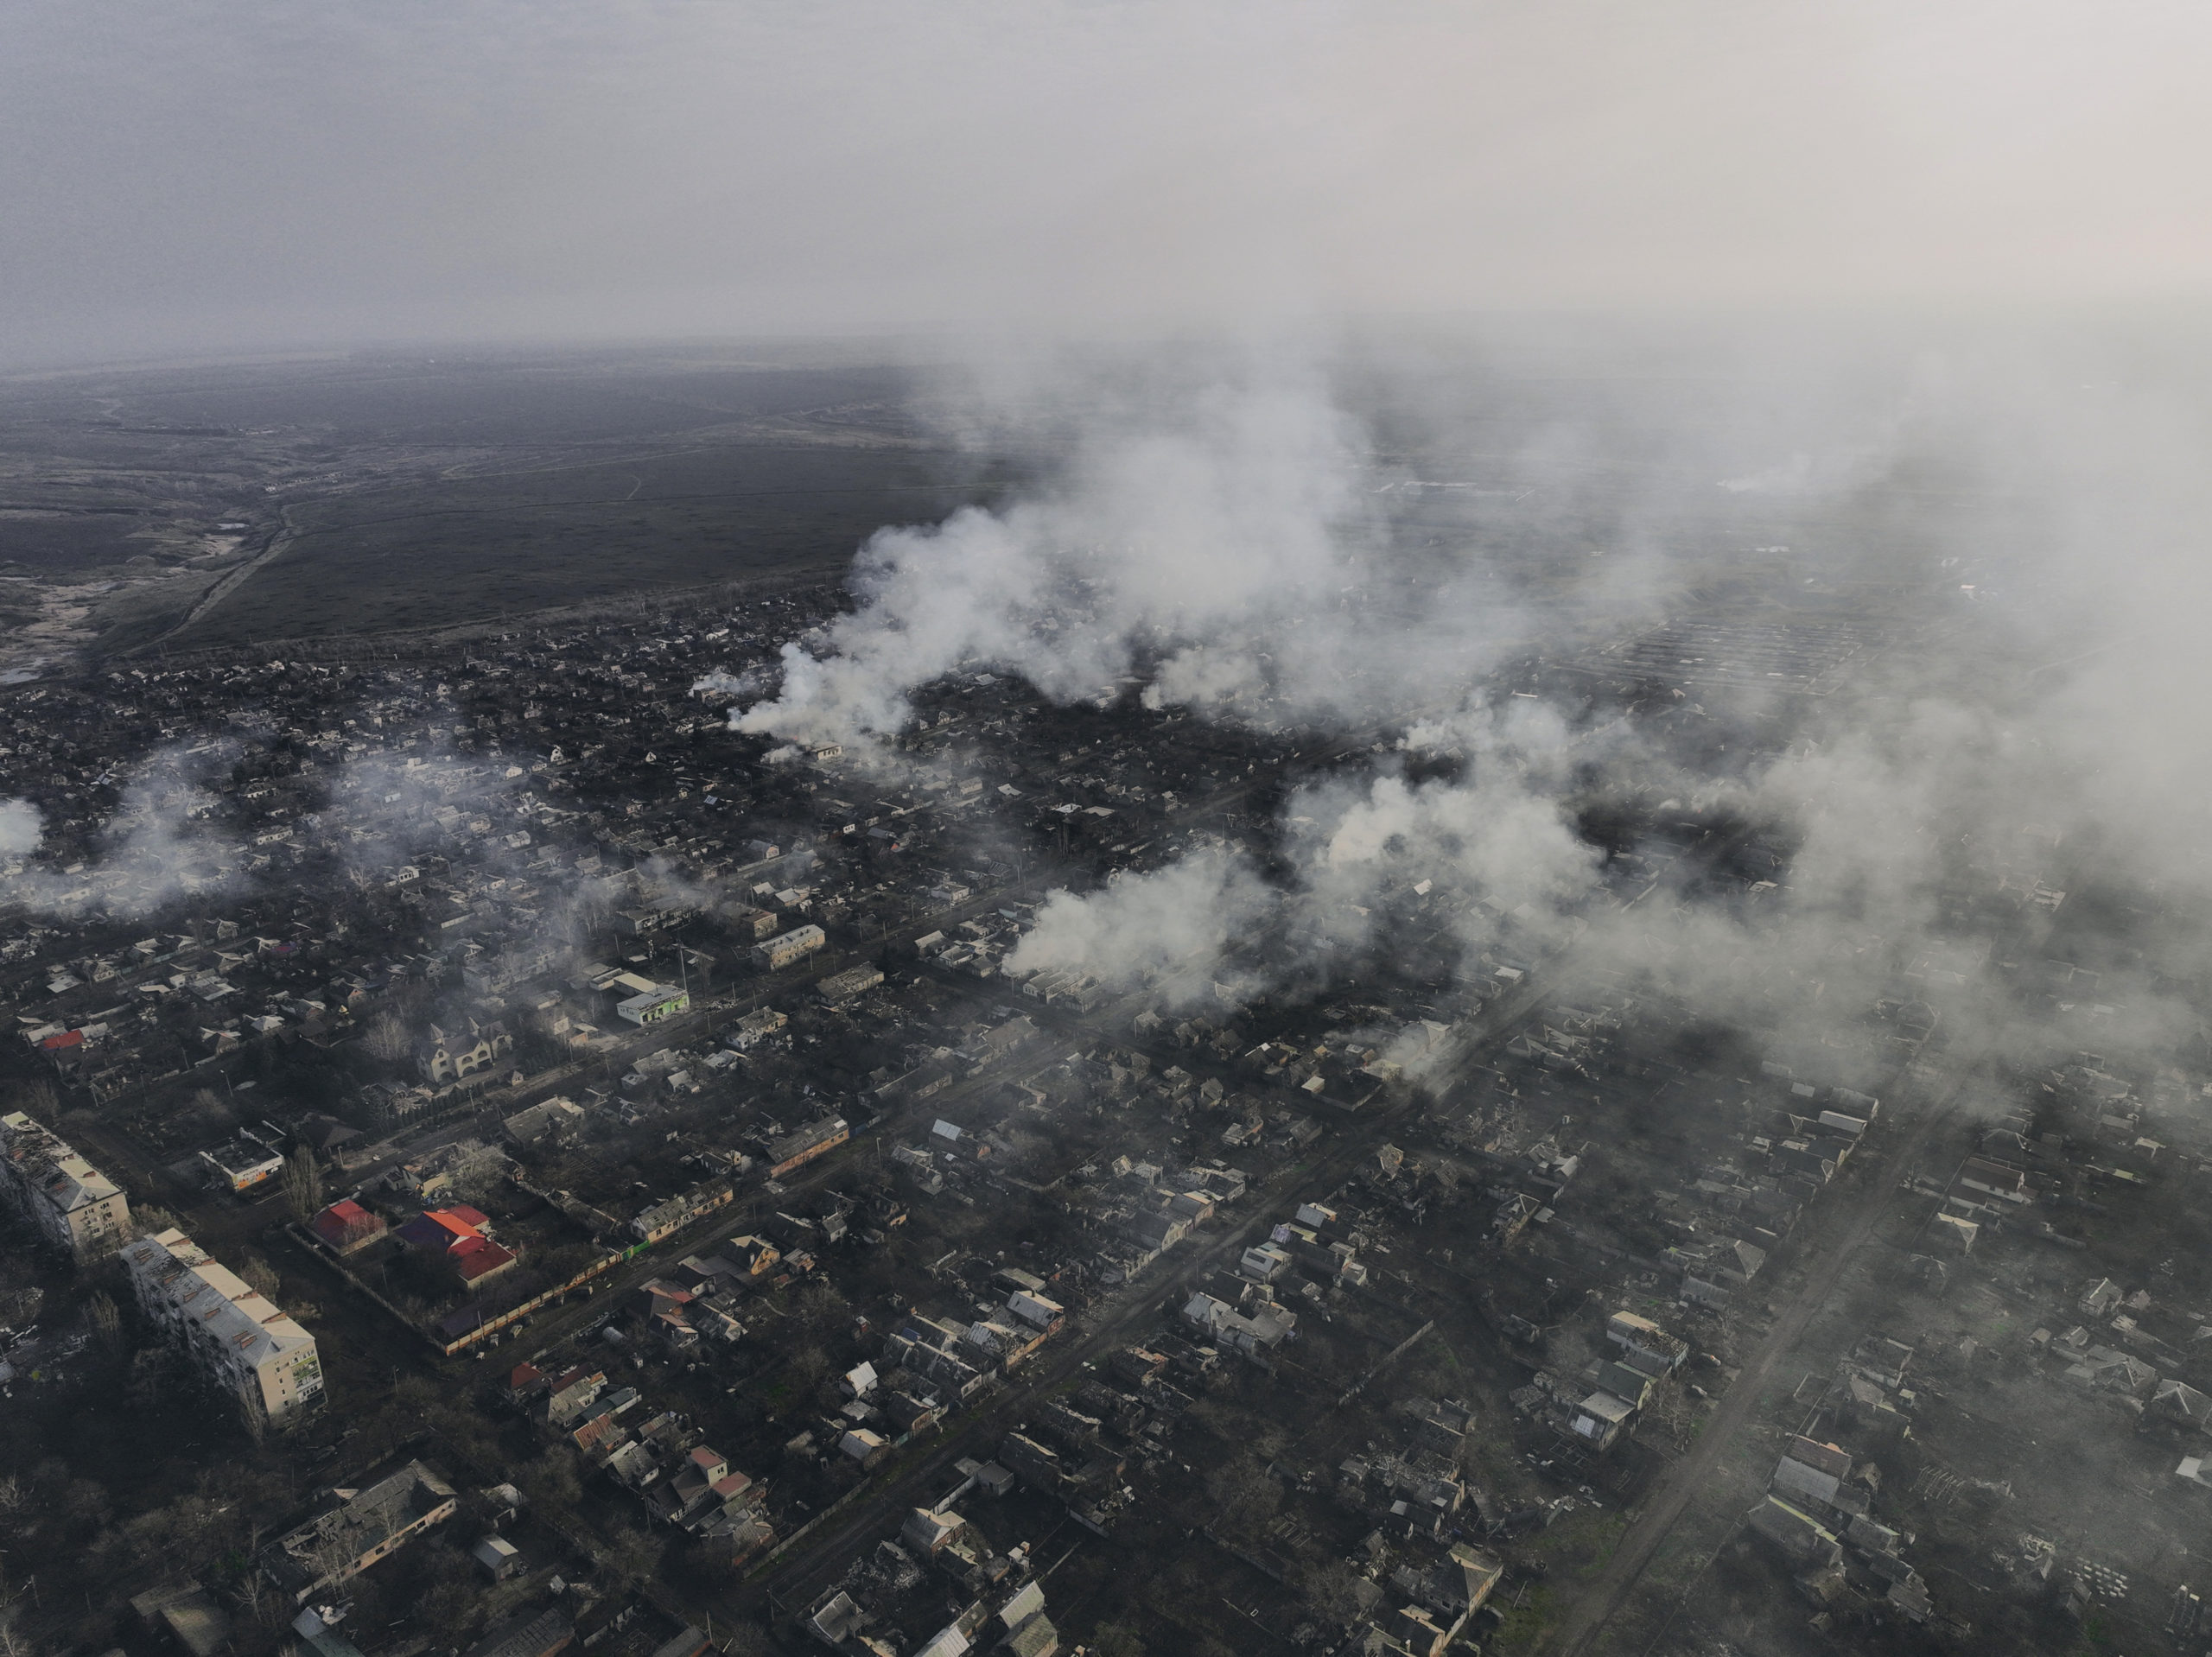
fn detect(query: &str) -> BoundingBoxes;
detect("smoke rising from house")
[1008,852,1272,1012]
[0,800,40,858]
[0,745,238,920]
[729,354,1455,747]
[734,317,2212,1102]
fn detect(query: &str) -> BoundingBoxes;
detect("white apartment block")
[0,1111,130,1261]
[122,1227,324,1430]
[754,923,826,971]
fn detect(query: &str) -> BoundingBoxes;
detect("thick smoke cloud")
[729,348,1567,749]
[1281,698,1605,968]
[0,800,40,858]
[1008,852,1273,1009]
[1002,698,1603,1006]
[0,740,561,928]
[778,319,2212,1109]
[0,746,238,920]
[730,358,1409,746]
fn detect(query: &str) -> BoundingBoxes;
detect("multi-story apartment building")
[121,1227,323,1430]
[0,1110,129,1260]
[754,924,826,971]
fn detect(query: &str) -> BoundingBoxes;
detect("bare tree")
[1205,1457,1282,1530]
[519,1451,582,1515]
[8,1080,58,1121]
[130,1203,183,1240]
[602,1524,660,1586]
[786,1343,832,1391]
[236,1571,285,1634]
[719,1622,773,1657]
[240,1254,282,1299]
[281,1147,324,1225]
[1307,1558,1377,1624]
[186,1087,233,1131]
[365,1015,411,1065]
[302,1522,357,1592]
[84,1291,122,1351]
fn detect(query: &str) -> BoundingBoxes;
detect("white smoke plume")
[728,353,1525,748]
[1007,850,1272,1007]
[1008,698,1605,1005]
[0,799,40,857]
[726,320,2212,1111]
[690,666,771,702]
[0,745,238,920]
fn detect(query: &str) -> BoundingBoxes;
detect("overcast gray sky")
[6,0,2209,365]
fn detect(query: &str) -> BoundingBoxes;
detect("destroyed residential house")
[637,1444,769,1535]
[462,938,572,998]
[2151,1379,2212,1432]
[820,964,886,1003]
[729,1006,788,1047]
[723,1234,782,1278]
[882,1317,993,1403]
[1182,1286,1297,1359]
[504,1095,587,1147]
[1743,1430,1933,1623]
[362,1082,439,1127]
[389,1137,507,1201]
[1386,1541,1504,1644]
[543,1366,610,1429]
[805,1527,1057,1657]
[201,1133,285,1194]
[262,1461,458,1603]
[631,1177,734,1244]
[1746,1495,1845,1569]
[1605,1310,1690,1374]
[769,1115,849,1179]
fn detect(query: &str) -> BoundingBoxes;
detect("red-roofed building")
[308,1198,388,1255]
[396,1206,490,1247]
[38,1029,85,1072]
[398,1205,517,1285]
[448,1234,518,1284]
[397,1204,490,1241]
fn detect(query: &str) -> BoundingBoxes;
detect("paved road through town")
[1548,1048,1977,1657]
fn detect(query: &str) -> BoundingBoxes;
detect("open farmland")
[160,439,1007,651]
[0,346,1018,665]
